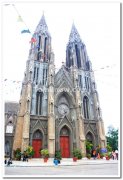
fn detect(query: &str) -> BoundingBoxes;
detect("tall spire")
[69,23,81,43]
[35,14,50,36]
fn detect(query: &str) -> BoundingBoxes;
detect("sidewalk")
[5,158,118,167]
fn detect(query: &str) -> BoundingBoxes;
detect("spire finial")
[35,13,50,36]
[68,23,81,43]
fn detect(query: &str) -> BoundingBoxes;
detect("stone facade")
[5,102,19,157]
[12,15,106,157]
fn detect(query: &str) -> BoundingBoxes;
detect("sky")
[1,1,120,133]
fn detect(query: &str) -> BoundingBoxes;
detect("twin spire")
[69,23,81,43]
[35,14,50,36]
[35,14,82,43]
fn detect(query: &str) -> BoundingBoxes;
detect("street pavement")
[4,158,119,177]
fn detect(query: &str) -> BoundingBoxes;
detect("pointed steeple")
[69,23,81,43]
[35,14,50,36]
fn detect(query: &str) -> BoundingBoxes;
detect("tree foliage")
[106,126,118,151]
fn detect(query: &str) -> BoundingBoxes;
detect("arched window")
[36,91,43,115]
[75,44,81,68]
[85,76,90,91]
[44,37,47,61]
[83,96,89,119]
[6,121,13,133]
[38,35,41,50]
[5,141,10,156]
[98,107,100,117]
[33,130,42,139]
[60,126,69,136]
[86,132,93,143]
[86,61,90,71]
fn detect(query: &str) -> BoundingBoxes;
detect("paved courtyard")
[4,158,119,178]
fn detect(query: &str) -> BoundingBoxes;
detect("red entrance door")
[60,136,70,158]
[32,139,42,158]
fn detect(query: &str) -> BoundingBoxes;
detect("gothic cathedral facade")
[13,15,106,158]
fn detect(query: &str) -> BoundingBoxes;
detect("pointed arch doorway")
[86,132,94,156]
[86,132,94,144]
[32,130,42,158]
[60,126,70,158]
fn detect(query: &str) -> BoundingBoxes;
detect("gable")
[55,67,73,89]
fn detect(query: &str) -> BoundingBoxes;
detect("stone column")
[73,68,86,155]
[76,90,86,155]
[21,82,32,153]
[93,90,100,119]
[12,116,24,151]
[47,52,55,157]
[97,119,106,148]
[12,85,26,153]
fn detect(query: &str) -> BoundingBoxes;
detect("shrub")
[72,149,82,159]
[100,153,105,159]
[55,150,62,160]
[25,146,35,157]
[41,149,49,158]
[14,148,21,160]
[106,144,112,152]
[86,153,91,159]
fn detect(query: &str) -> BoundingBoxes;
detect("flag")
[29,37,37,43]
[17,15,23,22]
[21,29,31,34]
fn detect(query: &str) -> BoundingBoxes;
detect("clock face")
[58,104,69,115]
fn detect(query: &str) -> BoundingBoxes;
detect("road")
[5,163,118,177]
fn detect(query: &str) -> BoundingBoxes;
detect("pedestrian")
[23,152,28,162]
[93,150,96,160]
[112,150,116,160]
[97,153,100,159]
[4,159,7,164]
[115,150,118,160]
[58,159,61,164]
[7,157,12,166]
[4,156,7,165]
[53,158,59,166]
[25,154,28,162]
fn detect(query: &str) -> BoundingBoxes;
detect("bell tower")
[13,14,55,155]
[66,23,106,153]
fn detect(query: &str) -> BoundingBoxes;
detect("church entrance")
[86,132,94,157]
[32,130,42,158]
[60,126,70,158]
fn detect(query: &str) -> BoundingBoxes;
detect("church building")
[13,14,106,158]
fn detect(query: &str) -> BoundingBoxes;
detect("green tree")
[106,126,118,151]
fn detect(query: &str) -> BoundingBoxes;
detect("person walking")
[53,158,59,166]
[7,157,12,166]
[112,150,116,160]
[4,156,7,165]
[93,150,96,160]
[115,150,118,160]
